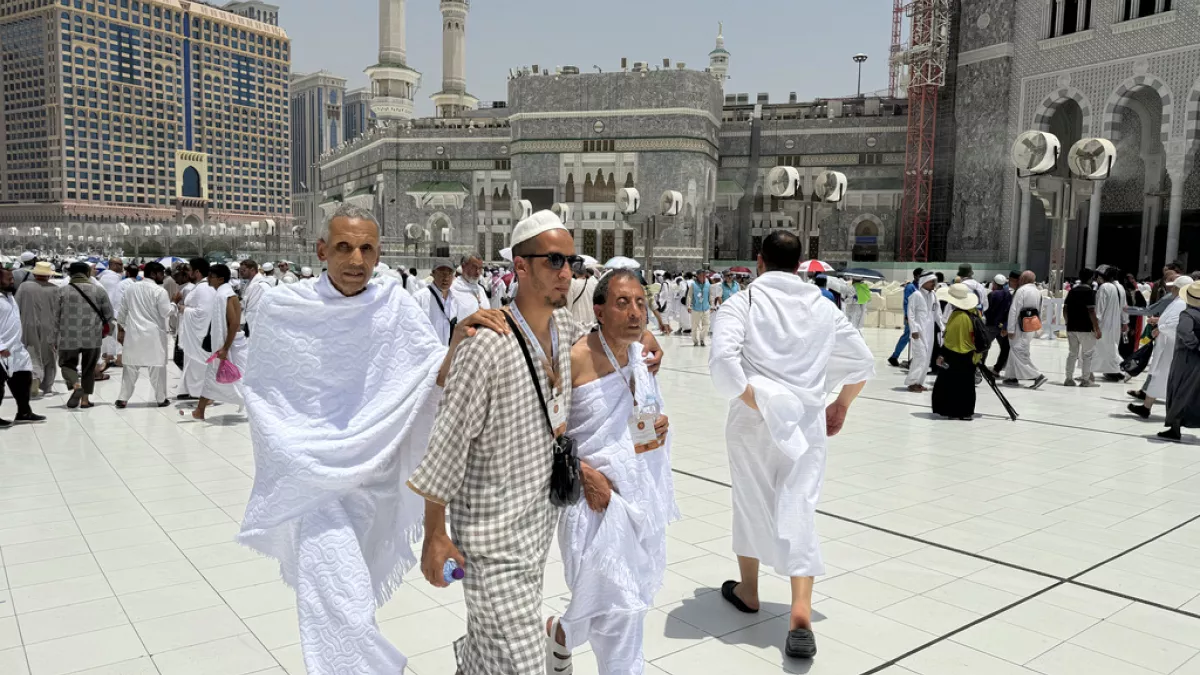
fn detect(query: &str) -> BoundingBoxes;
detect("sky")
[279,0,898,116]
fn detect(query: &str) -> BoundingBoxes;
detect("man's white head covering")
[1170,276,1194,290]
[919,272,938,288]
[262,262,274,272]
[19,251,35,262]
[300,266,313,278]
[994,274,1007,285]
[500,210,568,262]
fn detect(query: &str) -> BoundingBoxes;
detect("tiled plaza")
[1,326,1199,675]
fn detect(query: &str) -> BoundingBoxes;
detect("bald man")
[1002,271,1048,390]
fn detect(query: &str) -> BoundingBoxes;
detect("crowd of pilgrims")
[3,211,1197,674]
[883,261,1200,439]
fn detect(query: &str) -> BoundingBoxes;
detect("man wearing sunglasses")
[410,210,665,675]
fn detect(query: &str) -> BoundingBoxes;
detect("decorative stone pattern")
[952,0,1200,266]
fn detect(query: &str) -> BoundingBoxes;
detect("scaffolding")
[897,0,952,262]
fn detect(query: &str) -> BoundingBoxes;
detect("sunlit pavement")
[2,325,1199,674]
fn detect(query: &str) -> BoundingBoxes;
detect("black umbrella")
[977,364,1019,421]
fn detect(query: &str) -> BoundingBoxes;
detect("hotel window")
[1119,0,1171,20]
[1046,0,1091,37]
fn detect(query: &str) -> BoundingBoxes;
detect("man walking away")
[710,230,873,659]
[984,274,1013,376]
[1003,271,1048,389]
[687,270,713,346]
[905,273,939,393]
[16,261,61,397]
[189,264,246,420]
[1092,266,1128,380]
[888,268,923,368]
[177,259,215,401]
[57,261,113,409]
[116,262,173,408]
[1129,277,1193,419]
[1160,283,1200,441]
[1063,268,1101,387]
[1,267,47,426]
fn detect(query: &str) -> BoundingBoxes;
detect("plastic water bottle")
[442,559,465,584]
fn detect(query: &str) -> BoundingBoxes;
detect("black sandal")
[785,628,817,659]
[720,580,758,614]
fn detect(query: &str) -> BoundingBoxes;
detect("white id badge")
[549,392,568,437]
[630,412,660,453]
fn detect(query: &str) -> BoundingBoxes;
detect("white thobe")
[906,289,938,387]
[488,278,506,310]
[404,275,425,296]
[1092,281,1126,374]
[279,272,299,284]
[449,277,488,324]
[1146,297,1185,400]
[1004,284,1044,380]
[414,285,457,345]
[0,294,33,374]
[179,283,216,397]
[117,279,172,402]
[201,283,247,406]
[710,273,874,577]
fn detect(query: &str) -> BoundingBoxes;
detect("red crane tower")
[897,0,951,262]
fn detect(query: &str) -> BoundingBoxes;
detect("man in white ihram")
[1002,271,1049,390]
[115,261,173,408]
[905,272,939,393]
[236,204,504,674]
[177,258,215,400]
[450,253,490,323]
[710,230,873,660]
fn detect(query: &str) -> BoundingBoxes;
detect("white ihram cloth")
[179,283,216,397]
[675,280,692,330]
[1004,284,1044,380]
[449,277,488,323]
[238,274,446,675]
[1146,297,1186,400]
[568,276,599,330]
[558,344,680,674]
[906,284,939,387]
[200,283,247,406]
[98,270,124,357]
[710,273,874,576]
[1093,281,1127,374]
[241,273,273,333]
[0,294,33,374]
[117,280,172,403]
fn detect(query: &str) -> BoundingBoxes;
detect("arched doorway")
[851,215,882,262]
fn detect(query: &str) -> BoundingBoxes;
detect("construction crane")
[895,0,951,262]
[888,0,904,98]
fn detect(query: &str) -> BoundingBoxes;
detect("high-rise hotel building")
[0,0,291,238]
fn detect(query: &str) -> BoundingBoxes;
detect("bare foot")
[733,584,761,612]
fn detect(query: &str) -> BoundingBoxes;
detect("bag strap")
[428,285,447,315]
[504,312,556,437]
[70,282,108,325]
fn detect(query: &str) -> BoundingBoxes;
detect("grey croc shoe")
[785,628,817,659]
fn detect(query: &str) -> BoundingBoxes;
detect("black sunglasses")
[519,253,586,274]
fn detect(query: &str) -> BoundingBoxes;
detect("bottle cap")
[451,566,465,580]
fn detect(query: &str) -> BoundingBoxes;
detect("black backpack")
[967,311,994,354]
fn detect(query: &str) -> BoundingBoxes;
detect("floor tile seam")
[670,467,1200,627]
[66,380,280,667]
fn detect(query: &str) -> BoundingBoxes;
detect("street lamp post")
[853,54,868,98]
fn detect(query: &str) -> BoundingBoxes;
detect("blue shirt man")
[888,268,925,366]
[721,275,741,302]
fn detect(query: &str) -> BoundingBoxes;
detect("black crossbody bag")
[503,312,581,507]
[428,286,457,344]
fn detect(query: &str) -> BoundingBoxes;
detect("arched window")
[182,166,201,197]
[565,173,575,202]
[625,173,634,188]
[583,173,594,202]
[606,172,616,200]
